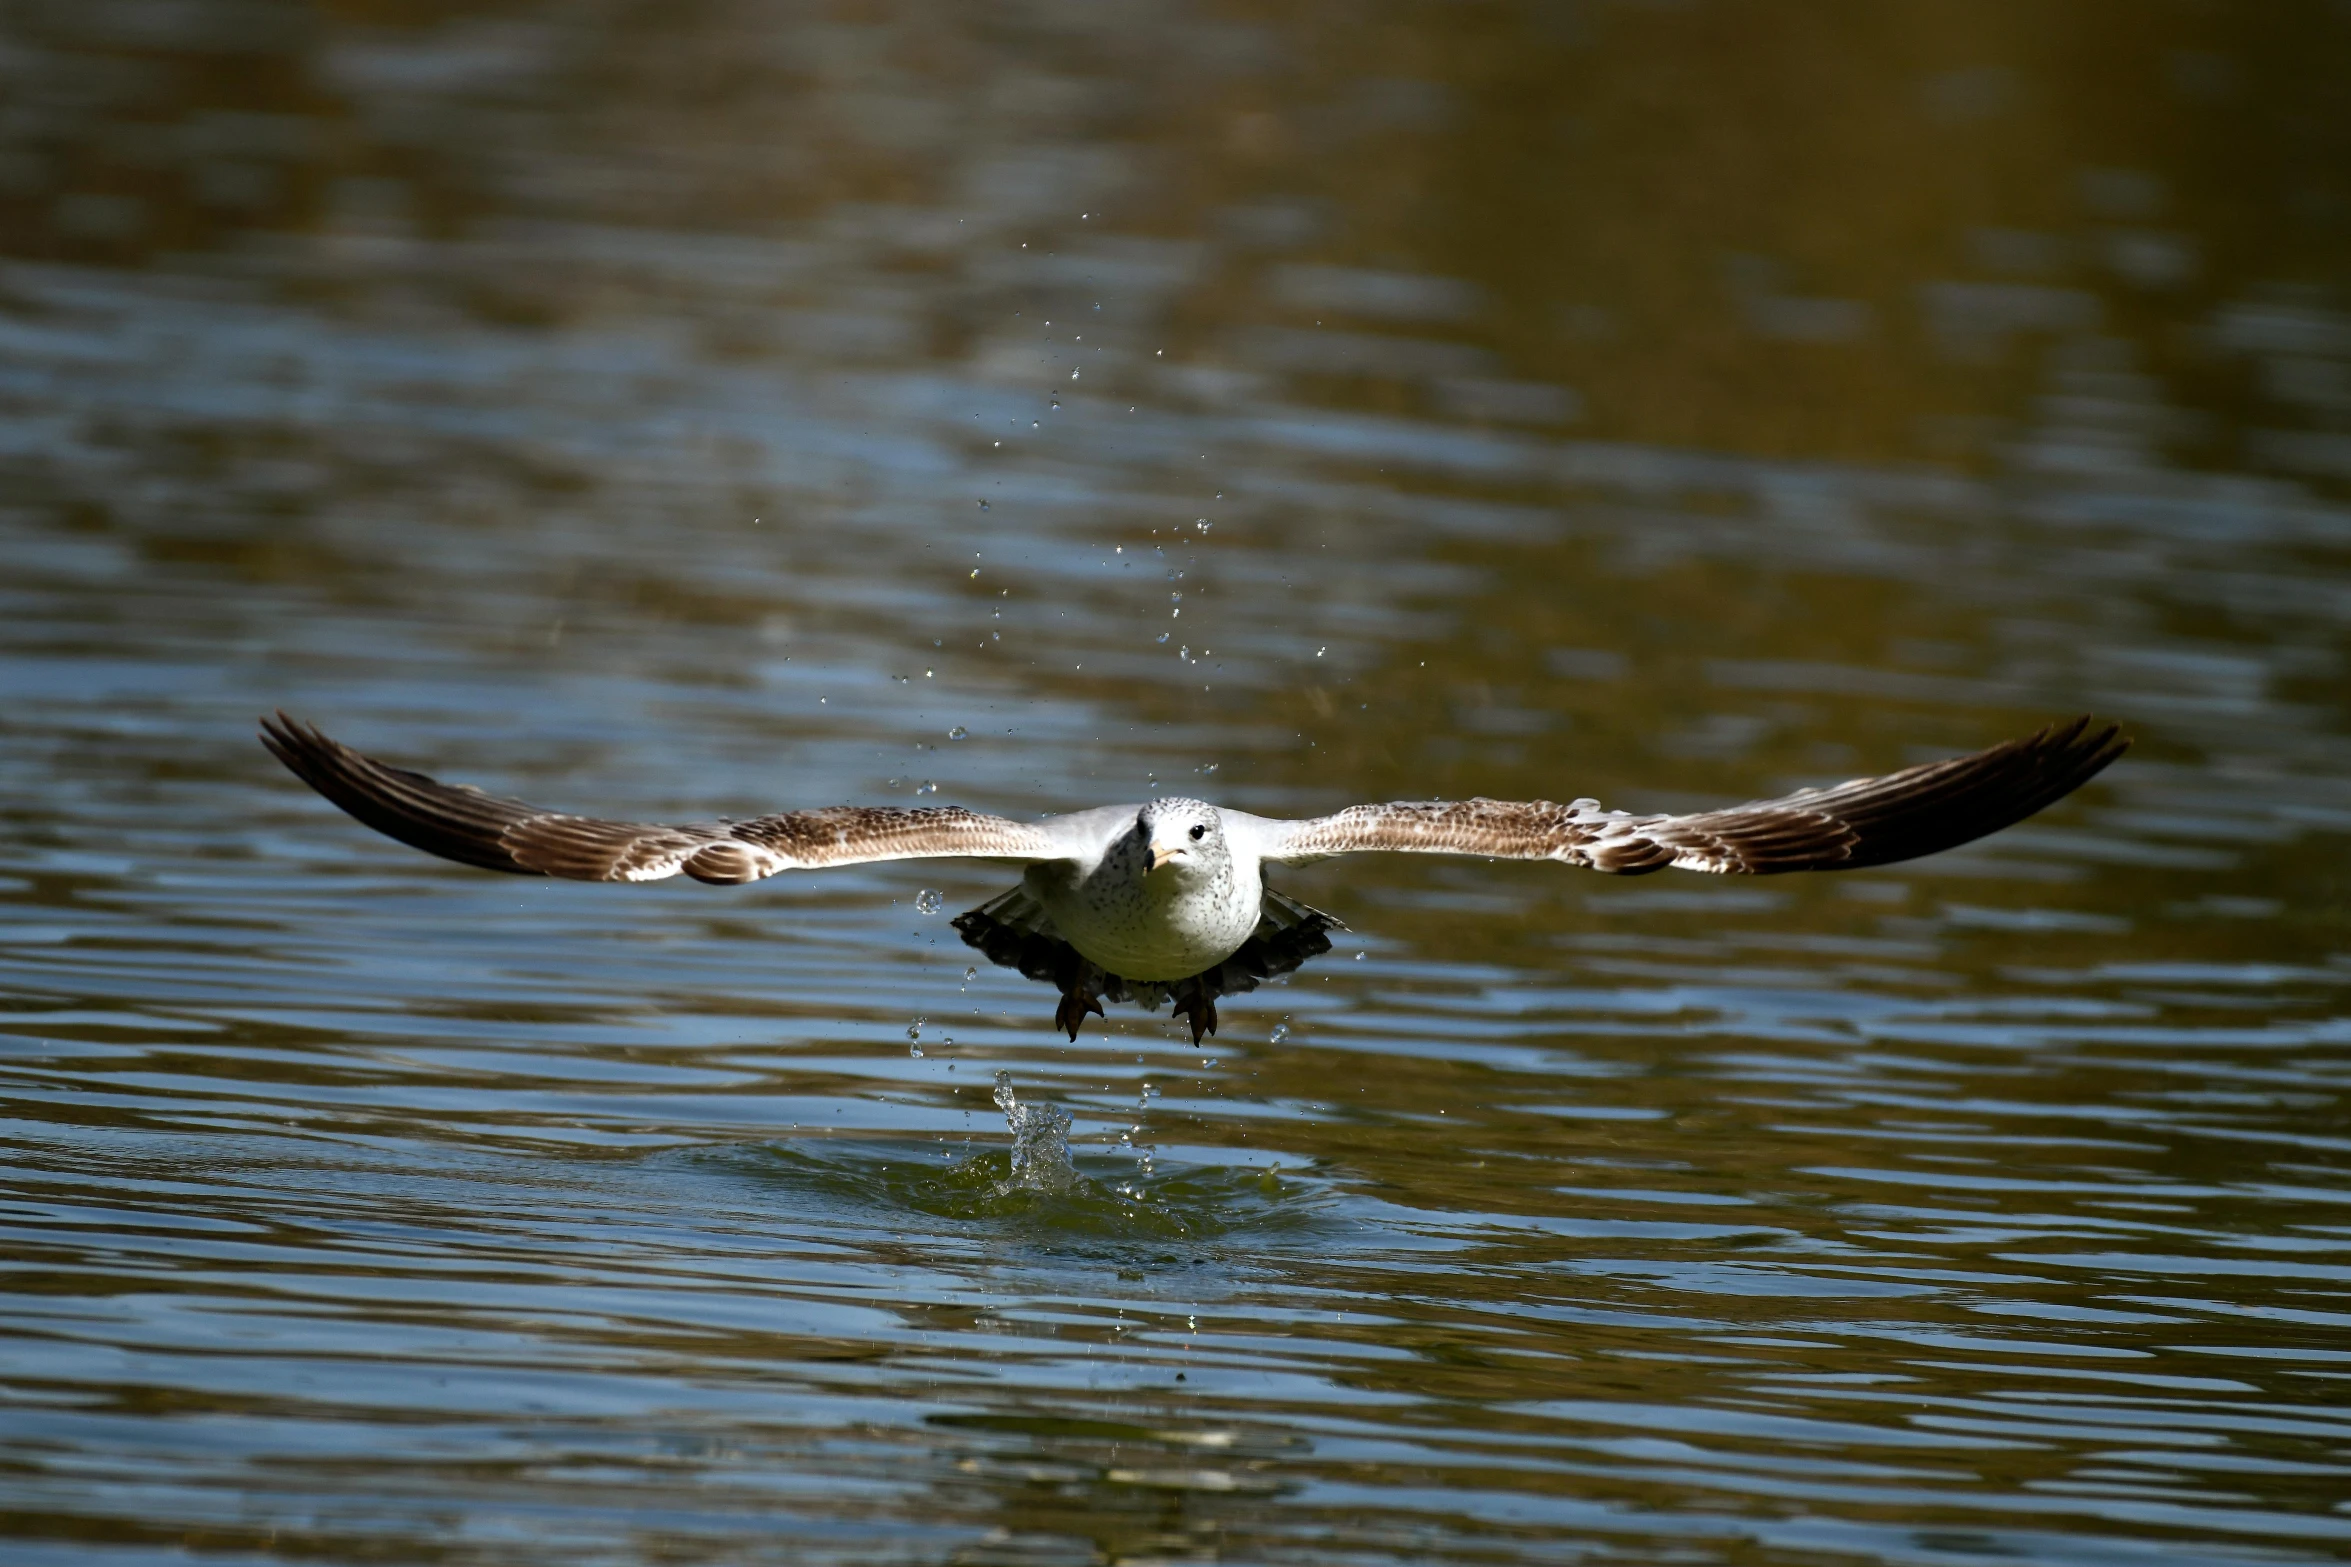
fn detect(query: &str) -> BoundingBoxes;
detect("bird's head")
[1136,798,1224,879]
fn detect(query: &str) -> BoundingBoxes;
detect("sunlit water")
[4,3,2350,1563]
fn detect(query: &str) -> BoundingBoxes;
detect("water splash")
[991,1071,1079,1194]
[1114,1080,1161,1200]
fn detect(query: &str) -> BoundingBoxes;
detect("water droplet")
[977,499,990,509]
[1070,369,1080,380]
[908,1018,925,1040]
[916,780,937,795]
[1270,1022,1290,1043]
[1169,591,1182,603]
[1201,1057,1217,1067]
[1196,762,1218,774]
[963,965,978,982]
[1196,518,1211,533]
[914,889,944,914]
[1354,950,1366,960]
[991,1071,1079,1194]
[947,725,967,740]
[908,1042,925,1058]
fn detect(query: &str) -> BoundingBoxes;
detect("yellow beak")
[1148,846,1182,872]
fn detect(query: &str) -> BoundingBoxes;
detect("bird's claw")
[1170,992,1218,1046]
[1054,990,1106,1042]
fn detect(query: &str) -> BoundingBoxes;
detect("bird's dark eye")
[1189,824,1206,841]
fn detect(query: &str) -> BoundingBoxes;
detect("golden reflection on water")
[2,1,2349,1564]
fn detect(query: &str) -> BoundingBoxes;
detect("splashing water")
[1113,1081,1163,1201]
[990,1071,1079,1194]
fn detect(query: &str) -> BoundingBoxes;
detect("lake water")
[4,3,2350,1563]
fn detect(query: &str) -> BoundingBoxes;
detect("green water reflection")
[2,1,2348,1564]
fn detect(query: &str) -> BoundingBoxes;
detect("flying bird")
[260,713,2125,1044]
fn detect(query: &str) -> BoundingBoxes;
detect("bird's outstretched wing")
[1258,717,2127,875]
[260,714,1064,884]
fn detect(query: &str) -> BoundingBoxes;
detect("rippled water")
[5,3,2351,1563]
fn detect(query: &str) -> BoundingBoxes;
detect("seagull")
[260,713,2125,1045]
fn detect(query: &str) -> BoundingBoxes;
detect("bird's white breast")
[1024,807,1263,980]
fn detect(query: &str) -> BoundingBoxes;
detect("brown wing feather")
[259,713,1061,883]
[1268,717,2127,876]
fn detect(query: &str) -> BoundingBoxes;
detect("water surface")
[4,3,2351,1563]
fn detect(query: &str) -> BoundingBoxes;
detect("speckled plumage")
[1012,798,1262,980]
[261,712,2126,1041]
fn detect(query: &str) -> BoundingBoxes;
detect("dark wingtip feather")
[259,712,543,876]
[1837,714,2127,870]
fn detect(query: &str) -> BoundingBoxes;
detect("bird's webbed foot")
[1053,988,1107,1042]
[1170,989,1219,1046]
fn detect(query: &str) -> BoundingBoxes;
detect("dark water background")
[5,3,2351,1563]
